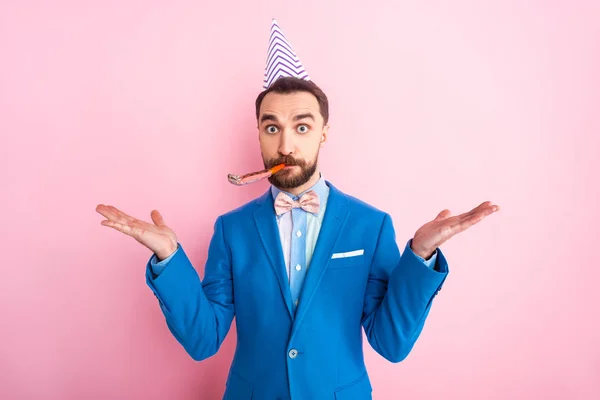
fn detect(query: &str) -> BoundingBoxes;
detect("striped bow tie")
[274,190,320,216]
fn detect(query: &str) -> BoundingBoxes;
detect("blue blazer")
[146,181,449,399]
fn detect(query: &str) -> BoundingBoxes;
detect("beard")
[263,152,319,190]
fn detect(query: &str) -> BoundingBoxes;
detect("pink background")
[1,1,599,399]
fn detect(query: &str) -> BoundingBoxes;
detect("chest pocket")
[328,251,365,269]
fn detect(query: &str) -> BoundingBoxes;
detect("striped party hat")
[263,19,311,89]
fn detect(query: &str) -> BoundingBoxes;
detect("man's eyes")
[265,124,310,134]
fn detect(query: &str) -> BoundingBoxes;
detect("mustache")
[267,156,306,168]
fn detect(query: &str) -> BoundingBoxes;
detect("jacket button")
[288,349,298,359]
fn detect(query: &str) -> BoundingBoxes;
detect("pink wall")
[2,1,599,399]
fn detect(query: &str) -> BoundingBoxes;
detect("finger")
[107,206,136,224]
[96,204,118,220]
[456,204,499,231]
[101,219,134,236]
[437,202,499,239]
[468,203,499,220]
[96,204,130,224]
[444,208,489,233]
[457,201,495,222]
[151,210,166,227]
[434,209,451,221]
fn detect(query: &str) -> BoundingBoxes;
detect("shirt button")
[295,264,301,271]
[296,230,302,237]
[295,299,299,307]
[288,349,298,359]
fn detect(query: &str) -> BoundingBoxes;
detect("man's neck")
[277,169,321,196]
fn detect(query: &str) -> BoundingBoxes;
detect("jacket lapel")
[291,181,350,337]
[253,190,294,319]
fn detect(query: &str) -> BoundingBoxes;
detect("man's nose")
[277,130,295,156]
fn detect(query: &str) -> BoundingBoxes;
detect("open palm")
[95,204,178,260]
[411,201,500,259]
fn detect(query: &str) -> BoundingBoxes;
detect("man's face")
[258,91,328,189]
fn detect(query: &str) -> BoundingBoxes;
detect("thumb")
[151,210,166,227]
[434,209,451,221]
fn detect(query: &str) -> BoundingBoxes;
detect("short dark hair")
[255,77,329,124]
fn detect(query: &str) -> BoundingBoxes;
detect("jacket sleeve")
[145,216,235,361]
[361,213,449,363]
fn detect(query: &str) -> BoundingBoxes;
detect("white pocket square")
[331,249,364,259]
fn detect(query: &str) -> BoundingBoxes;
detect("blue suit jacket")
[145,181,449,399]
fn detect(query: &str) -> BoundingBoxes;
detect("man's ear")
[320,123,330,147]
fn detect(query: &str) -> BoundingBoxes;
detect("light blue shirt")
[150,176,438,291]
[270,175,330,311]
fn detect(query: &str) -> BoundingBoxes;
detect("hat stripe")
[268,34,296,54]
[266,47,302,69]
[266,54,303,77]
[264,70,307,87]
[267,42,298,64]
[266,62,306,83]
[263,19,311,89]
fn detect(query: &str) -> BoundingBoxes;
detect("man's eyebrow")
[259,113,315,124]
[260,114,278,124]
[293,113,315,121]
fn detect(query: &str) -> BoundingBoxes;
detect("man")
[96,20,499,399]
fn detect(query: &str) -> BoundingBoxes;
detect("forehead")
[259,91,321,122]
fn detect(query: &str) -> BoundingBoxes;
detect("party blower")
[228,163,286,186]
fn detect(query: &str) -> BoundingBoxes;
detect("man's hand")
[96,205,178,260]
[411,201,500,259]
